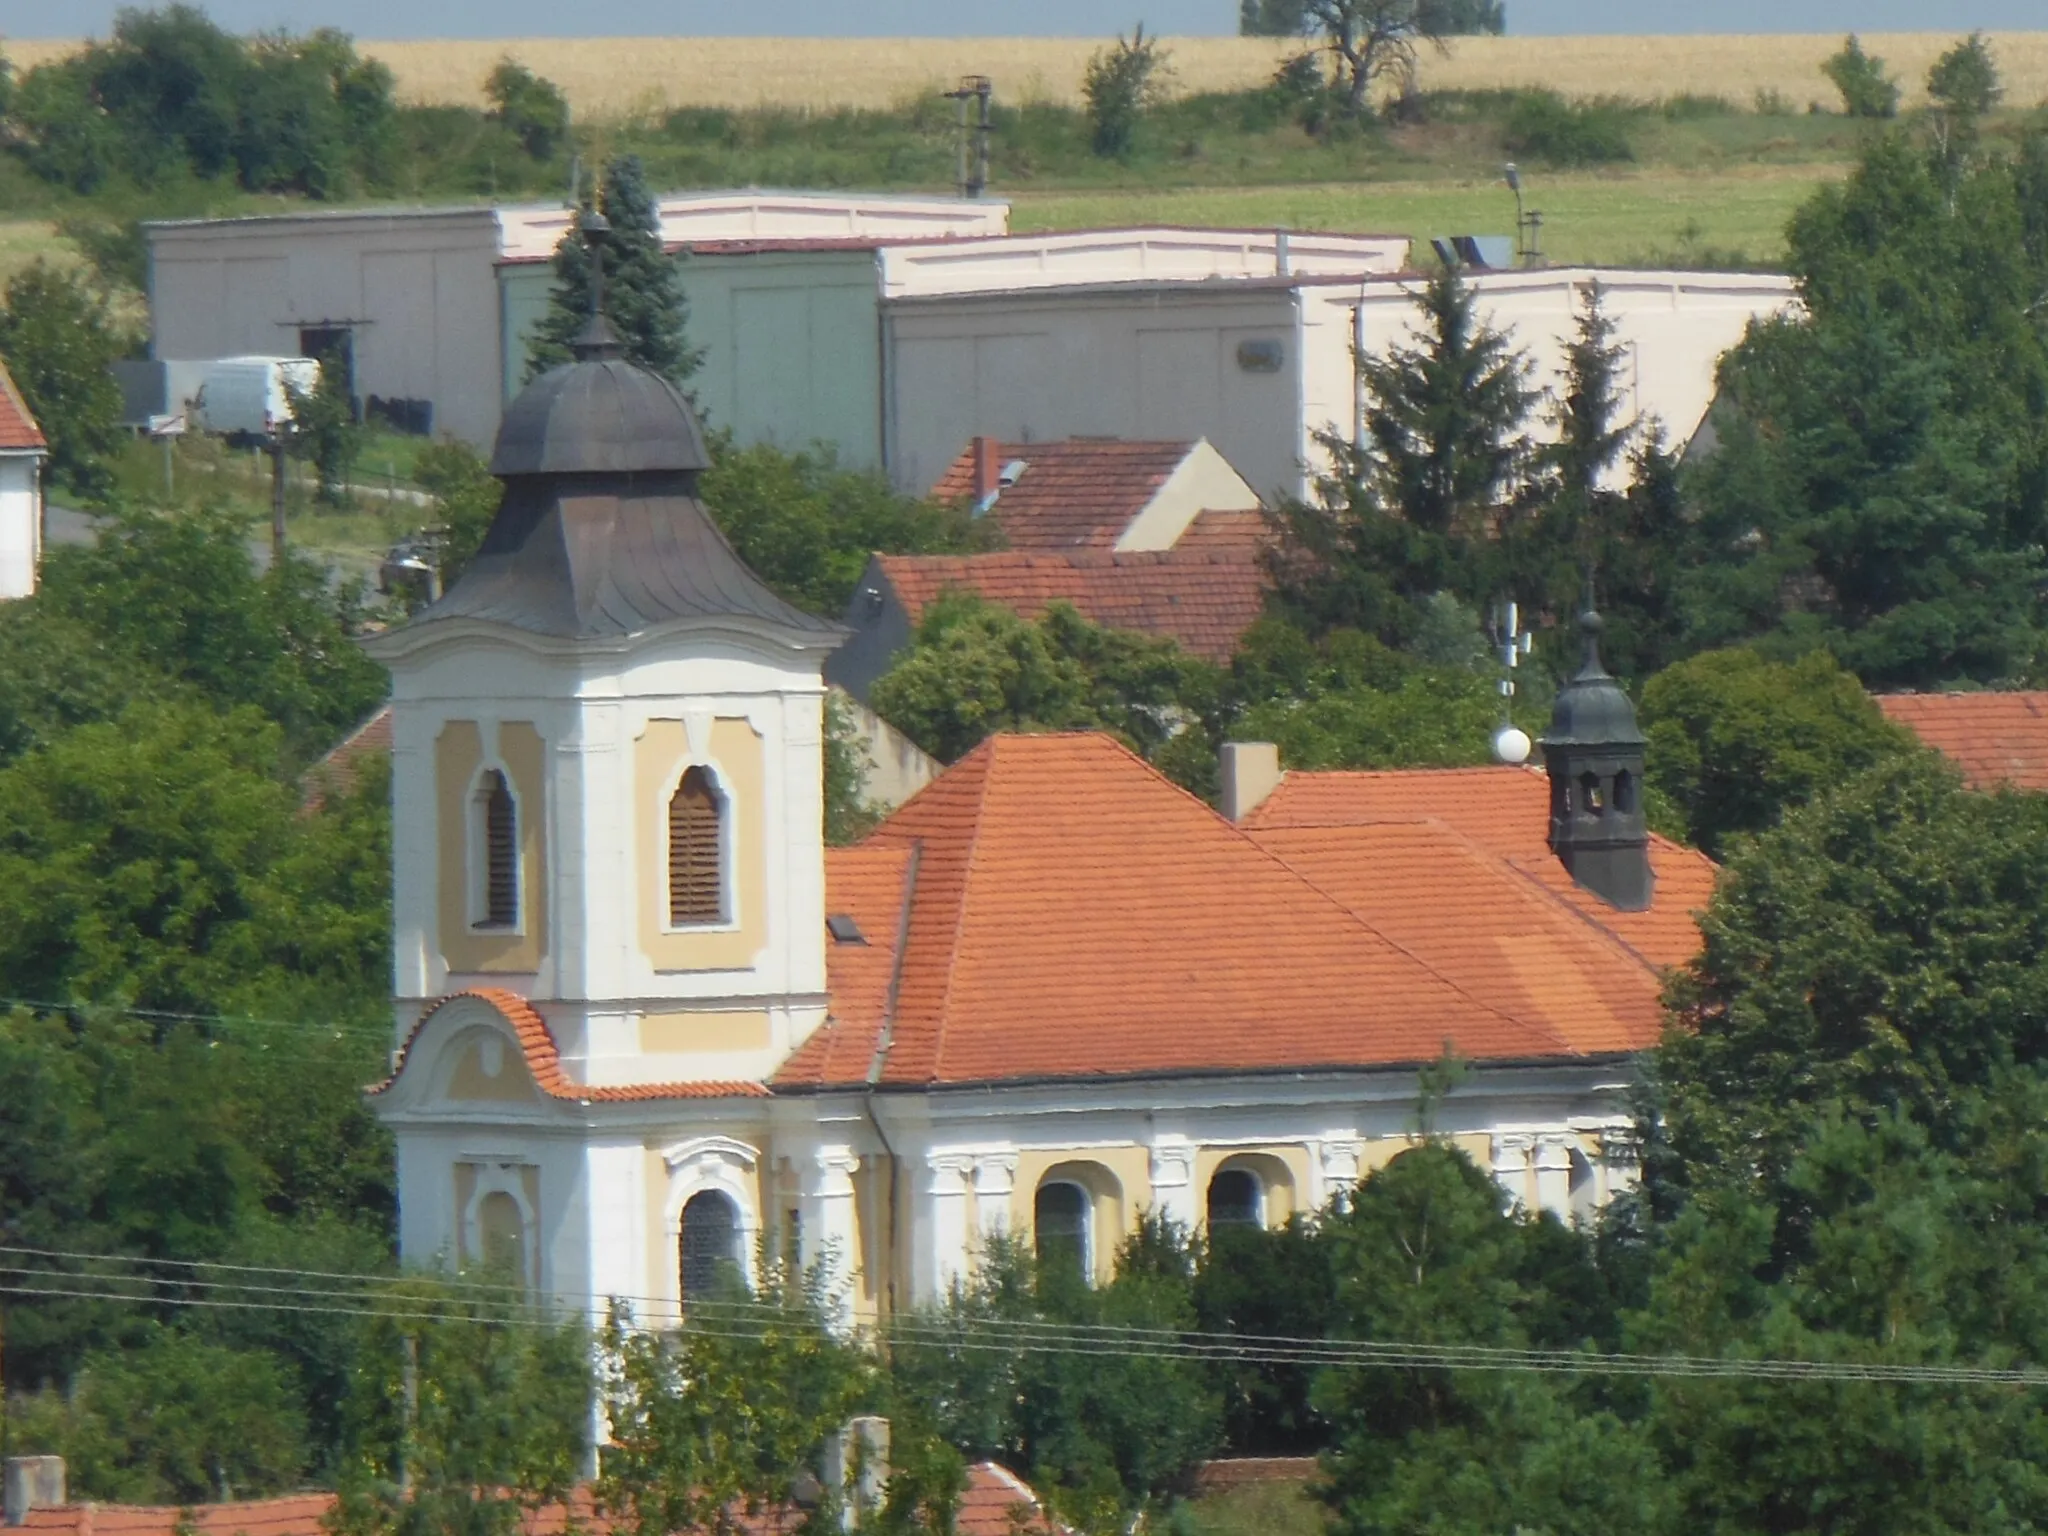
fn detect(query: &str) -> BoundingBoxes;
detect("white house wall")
[0,455,41,599]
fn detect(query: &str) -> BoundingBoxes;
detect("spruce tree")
[526,154,698,384]
[1272,266,1535,645]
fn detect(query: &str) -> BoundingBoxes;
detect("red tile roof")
[876,549,1267,663]
[1876,691,2048,791]
[375,988,771,1102]
[929,439,1197,550]
[1244,766,1717,973]
[0,357,46,451]
[17,1466,1058,1536]
[1173,508,1272,556]
[784,734,1587,1090]
[302,703,393,811]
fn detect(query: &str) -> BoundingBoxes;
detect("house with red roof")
[364,282,1714,1328]
[0,356,47,599]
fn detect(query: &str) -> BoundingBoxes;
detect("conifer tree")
[526,155,698,384]
[1272,266,1535,645]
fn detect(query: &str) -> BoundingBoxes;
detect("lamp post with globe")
[1490,598,1535,764]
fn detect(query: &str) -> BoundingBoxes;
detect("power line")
[0,995,390,1042]
[3,1253,2043,1388]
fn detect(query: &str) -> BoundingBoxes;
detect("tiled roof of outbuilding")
[875,549,1267,662]
[1876,690,2048,791]
[929,439,1197,549]
[0,357,46,451]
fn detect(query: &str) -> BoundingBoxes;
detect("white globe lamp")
[1492,724,1533,765]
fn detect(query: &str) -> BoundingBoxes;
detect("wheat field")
[10,32,2048,119]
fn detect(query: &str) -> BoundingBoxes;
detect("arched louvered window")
[668,766,725,926]
[679,1190,739,1300]
[476,769,518,928]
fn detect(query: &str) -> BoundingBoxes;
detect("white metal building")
[881,266,1800,503]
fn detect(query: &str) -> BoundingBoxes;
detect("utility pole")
[269,435,288,567]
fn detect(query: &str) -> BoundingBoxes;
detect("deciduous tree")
[0,261,127,499]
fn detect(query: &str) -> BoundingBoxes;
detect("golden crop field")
[10,32,2048,118]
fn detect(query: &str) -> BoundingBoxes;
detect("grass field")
[1175,1479,1328,1536]
[16,32,2048,116]
[1011,164,1841,268]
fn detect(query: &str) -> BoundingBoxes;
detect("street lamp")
[1504,162,1543,267]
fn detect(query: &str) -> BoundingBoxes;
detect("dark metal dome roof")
[1543,609,1644,748]
[489,356,710,477]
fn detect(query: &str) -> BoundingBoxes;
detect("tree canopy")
[0,261,128,498]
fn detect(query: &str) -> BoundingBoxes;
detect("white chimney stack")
[1220,741,1284,822]
[4,1457,65,1526]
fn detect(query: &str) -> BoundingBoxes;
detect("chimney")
[1220,742,1283,822]
[5,1457,65,1526]
[823,1417,890,1530]
[971,435,1000,511]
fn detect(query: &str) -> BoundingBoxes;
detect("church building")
[366,270,1717,1326]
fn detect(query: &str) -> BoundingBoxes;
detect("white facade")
[883,266,1799,503]
[0,451,42,600]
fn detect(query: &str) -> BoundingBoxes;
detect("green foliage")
[697,438,995,618]
[1272,267,1534,646]
[55,215,151,299]
[870,593,1218,765]
[1821,34,1899,119]
[285,352,364,505]
[484,59,570,162]
[8,1327,312,1503]
[7,7,398,197]
[1653,751,2048,1200]
[1682,134,2048,686]
[890,1223,1222,1532]
[1082,26,1171,159]
[1240,0,1311,35]
[1926,32,2001,122]
[824,691,883,846]
[1501,89,1635,166]
[26,507,389,766]
[411,438,502,591]
[331,1284,593,1536]
[0,260,127,499]
[1638,647,1918,855]
[1300,0,1475,117]
[528,155,698,384]
[1193,1218,1336,1453]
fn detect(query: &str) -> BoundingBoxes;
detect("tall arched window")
[668,766,725,926]
[1206,1168,1262,1231]
[475,769,518,928]
[1034,1181,1090,1281]
[476,1190,527,1288]
[679,1189,739,1300]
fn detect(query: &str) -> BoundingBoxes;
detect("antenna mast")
[944,75,994,199]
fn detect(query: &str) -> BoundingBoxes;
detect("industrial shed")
[880,266,1799,504]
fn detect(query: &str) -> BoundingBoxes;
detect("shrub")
[1502,89,1634,166]
[1082,24,1172,158]
[1926,31,2001,121]
[485,58,570,161]
[1821,34,1899,119]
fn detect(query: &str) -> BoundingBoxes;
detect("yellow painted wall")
[1010,1146,1152,1284]
[1193,1145,1310,1226]
[636,717,768,972]
[445,1030,542,1102]
[638,1010,773,1053]
[437,720,548,973]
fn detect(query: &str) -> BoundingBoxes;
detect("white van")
[192,356,321,439]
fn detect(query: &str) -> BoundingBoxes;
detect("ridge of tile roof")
[1244,766,1717,973]
[375,988,770,1103]
[1876,690,2048,791]
[0,356,47,452]
[791,733,1579,1090]
[929,439,1196,550]
[874,548,1266,662]
[1173,507,1272,556]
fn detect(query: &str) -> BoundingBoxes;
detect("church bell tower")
[1541,602,1651,911]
